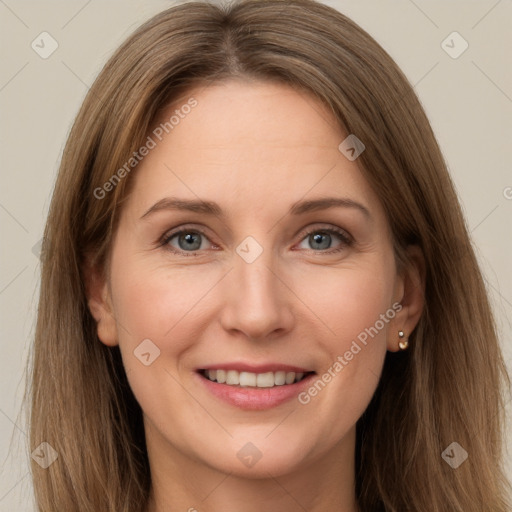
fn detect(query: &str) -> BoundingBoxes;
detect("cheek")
[293,261,393,424]
[296,261,395,346]
[111,258,222,354]
[109,259,222,428]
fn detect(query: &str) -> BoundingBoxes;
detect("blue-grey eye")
[309,232,332,250]
[172,231,204,251]
[296,227,351,252]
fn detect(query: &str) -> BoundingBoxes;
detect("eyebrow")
[140,196,371,220]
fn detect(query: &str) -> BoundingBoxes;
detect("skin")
[86,79,424,512]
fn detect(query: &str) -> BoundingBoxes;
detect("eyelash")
[159,225,353,257]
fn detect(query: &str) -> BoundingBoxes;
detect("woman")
[26,0,511,510]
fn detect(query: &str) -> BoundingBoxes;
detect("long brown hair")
[25,0,511,510]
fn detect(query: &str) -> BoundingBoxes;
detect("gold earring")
[398,330,409,350]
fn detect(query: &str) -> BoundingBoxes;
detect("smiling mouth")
[199,369,315,388]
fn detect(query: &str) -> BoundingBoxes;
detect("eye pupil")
[179,232,201,251]
[310,232,331,250]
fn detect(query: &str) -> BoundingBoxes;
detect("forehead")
[122,79,383,223]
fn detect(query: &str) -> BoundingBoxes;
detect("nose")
[219,247,295,341]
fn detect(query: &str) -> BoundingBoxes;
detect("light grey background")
[1,1,511,509]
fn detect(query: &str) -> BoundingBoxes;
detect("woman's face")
[91,79,413,479]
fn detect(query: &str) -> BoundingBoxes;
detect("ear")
[83,254,118,347]
[387,245,425,352]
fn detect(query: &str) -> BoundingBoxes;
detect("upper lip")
[199,362,314,373]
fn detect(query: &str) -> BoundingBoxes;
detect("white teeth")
[239,371,256,387]
[274,371,286,386]
[203,369,309,387]
[256,372,274,388]
[226,370,239,385]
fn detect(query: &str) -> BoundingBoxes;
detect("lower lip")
[196,372,316,410]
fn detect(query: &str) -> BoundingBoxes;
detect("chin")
[196,435,313,478]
